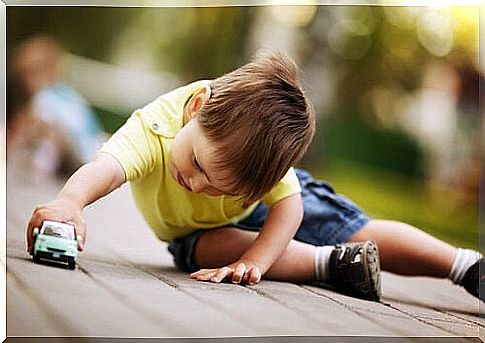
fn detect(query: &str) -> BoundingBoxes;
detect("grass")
[94,106,127,134]
[307,159,479,250]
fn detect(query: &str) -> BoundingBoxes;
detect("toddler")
[26,52,482,302]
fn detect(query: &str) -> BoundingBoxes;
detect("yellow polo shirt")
[100,80,301,241]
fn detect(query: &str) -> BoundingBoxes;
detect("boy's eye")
[193,156,202,172]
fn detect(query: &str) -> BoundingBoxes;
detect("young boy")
[9,35,104,178]
[26,52,482,302]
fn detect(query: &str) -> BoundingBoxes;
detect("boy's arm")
[191,193,303,285]
[26,152,126,254]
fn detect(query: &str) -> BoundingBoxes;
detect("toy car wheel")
[68,260,76,270]
[33,255,41,264]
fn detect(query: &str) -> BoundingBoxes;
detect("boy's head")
[11,35,62,98]
[171,51,315,206]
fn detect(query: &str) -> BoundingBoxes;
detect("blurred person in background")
[454,62,481,204]
[400,60,481,208]
[8,34,104,179]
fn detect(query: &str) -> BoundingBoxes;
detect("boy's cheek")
[168,159,185,185]
[169,166,178,183]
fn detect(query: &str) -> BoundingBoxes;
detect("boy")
[9,35,104,178]
[26,52,482,302]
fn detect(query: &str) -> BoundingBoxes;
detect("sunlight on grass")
[308,159,478,250]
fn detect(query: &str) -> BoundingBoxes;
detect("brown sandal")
[329,240,381,301]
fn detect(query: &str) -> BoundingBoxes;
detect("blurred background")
[6,5,480,249]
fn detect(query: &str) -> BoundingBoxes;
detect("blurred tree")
[7,7,138,61]
[300,6,477,122]
[322,113,425,177]
[109,7,256,82]
[300,6,477,181]
[163,7,255,81]
[8,6,256,83]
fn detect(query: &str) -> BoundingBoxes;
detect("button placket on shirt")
[149,121,175,138]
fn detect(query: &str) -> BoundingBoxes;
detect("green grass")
[93,106,128,134]
[308,159,479,250]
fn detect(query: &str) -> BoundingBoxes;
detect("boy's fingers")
[191,269,217,281]
[197,270,217,281]
[189,270,202,278]
[190,269,213,278]
[232,263,246,284]
[191,265,254,284]
[211,267,232,283]
[247,267,261,285]
[76,232,85,251]
[26,224,34,255]
[72,219,86,252]
[26,208,45,254]
[197,272,217,281]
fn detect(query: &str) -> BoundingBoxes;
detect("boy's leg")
[347,219,457,277]
[350,220,485,301]
[191,226,381,300]
[194,220,469,279]
[347,219,483,300]
[193,227,316,282]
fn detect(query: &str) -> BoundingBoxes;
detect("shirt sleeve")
[100,110,162,182]
[261,167,301,207]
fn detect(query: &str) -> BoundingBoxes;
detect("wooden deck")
[6,161,484,342]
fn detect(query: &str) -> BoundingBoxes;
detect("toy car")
[32,220,79,270]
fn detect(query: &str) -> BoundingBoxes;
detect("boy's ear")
[187,85,211,119]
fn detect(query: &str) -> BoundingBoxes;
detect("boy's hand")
[26,197,86,255]
[190,260,263,285]
[25,153,127,256]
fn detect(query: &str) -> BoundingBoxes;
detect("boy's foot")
[460,257,484,301]
[328,240,381,302]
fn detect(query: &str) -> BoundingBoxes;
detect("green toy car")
[32,220,79,270]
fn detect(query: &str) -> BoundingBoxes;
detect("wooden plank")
[74,252,258,337]
[382,272,482,336]
[151,269,329,336]
[387,301,479,337]
[382,272,480,314]
[7,246,166,337]
[7,272,69,336]
[248,280,396,335]
[301,280,452,336]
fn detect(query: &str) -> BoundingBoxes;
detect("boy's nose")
[189,175,207,193]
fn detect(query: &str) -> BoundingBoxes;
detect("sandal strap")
[328,241,381,301]
[330,243,367,286]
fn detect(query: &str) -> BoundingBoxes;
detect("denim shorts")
[168,168,370,272]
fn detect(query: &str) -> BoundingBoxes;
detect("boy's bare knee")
[348,219,395,242]
[348,220,376,242]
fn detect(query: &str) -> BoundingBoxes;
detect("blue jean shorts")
[168,168,370,272]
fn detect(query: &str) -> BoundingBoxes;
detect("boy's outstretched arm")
[26,152,126,254]
[191,193,303,285]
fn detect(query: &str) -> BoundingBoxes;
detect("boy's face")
[13,39,59,97]
[170,118,237,197]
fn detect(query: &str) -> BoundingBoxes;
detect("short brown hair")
[197,51,315,207]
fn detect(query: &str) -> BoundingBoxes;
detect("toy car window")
[42,224,74,240]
